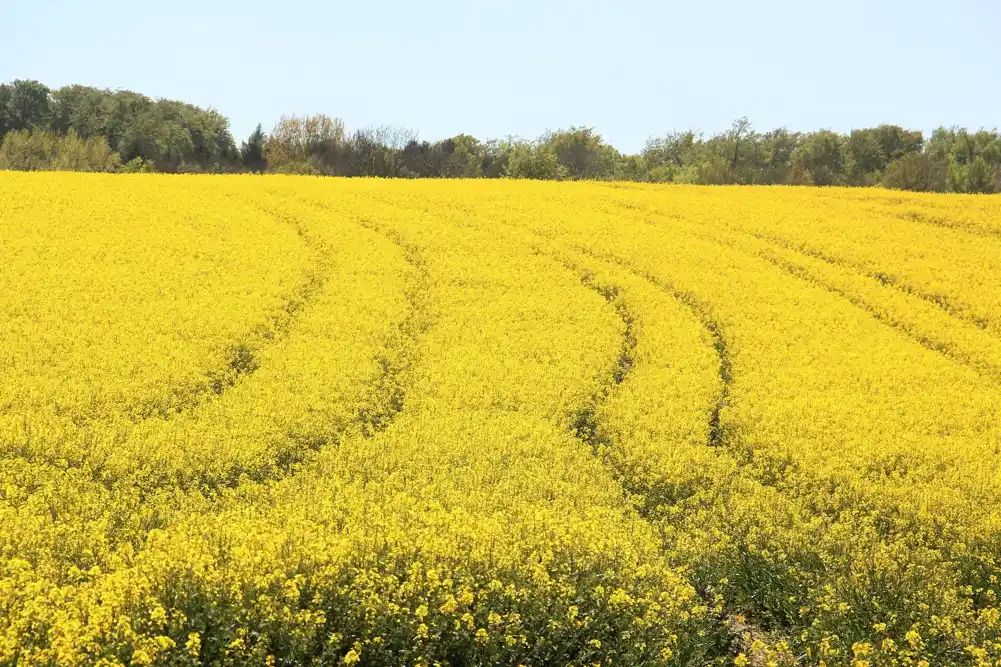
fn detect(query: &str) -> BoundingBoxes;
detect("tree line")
[0,80,238,173]
[2,79,999,193]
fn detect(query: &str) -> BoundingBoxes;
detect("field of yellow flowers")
[2,173,1001,666]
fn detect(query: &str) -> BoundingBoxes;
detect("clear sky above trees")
[1,0,998,153]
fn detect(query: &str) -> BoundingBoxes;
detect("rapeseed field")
[3,173,1001,666]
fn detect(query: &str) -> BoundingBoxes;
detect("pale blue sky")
[2,0,998,152]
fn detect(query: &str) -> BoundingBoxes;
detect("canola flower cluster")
[2,172,1001,666]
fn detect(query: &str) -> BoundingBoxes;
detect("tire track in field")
[155,195,433,493]
[539,228,828,494]
[142,191,434,431]
[573,245,733,449]
[534,236,828,513]
[0,208,437,619]
[531,247,737,663]
[524,240,734,513]
[545,232,873,660]
[736,224,1001,656]
[754,247,1001,385]
[598,191,1000,338]
[518,229,732,457]
[605,217,1001,515]
[514,227,737,472]
[0,208,438,665]
[533,243,815,663]
[596,207,1001,580]
[188,202,435,492]
[321,214,434,437]
[93,205,432,548]
[559,258,639,449]
[607,198,1001,385]
[8,203,329,428]
[869,203,1001,243]
[744,228,997,336]
[675,217,1001,385]
[0,203,332,476]
[127,203,331,423]
[531,209,1001,658]
[5,205,432,503]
